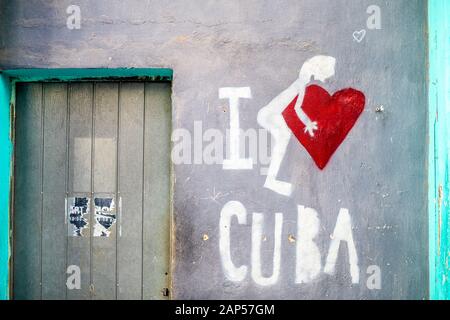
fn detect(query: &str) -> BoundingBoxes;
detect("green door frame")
[0,68,172,300]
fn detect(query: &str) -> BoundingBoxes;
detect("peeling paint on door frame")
[0,68,173,300]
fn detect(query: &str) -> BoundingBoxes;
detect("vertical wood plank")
[143,82,171,300]
[41,83,67,299]
[117,83,144,299]
[67,83,93,300]
[91,82,118,300]
[13,83,43,299]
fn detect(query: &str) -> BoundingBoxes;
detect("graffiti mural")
[213,55,369,287]
[172,53,374,289]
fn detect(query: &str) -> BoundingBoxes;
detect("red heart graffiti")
[282,85,365,169]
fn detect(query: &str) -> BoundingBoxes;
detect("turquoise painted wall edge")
[429,0,450,300]
[0,74,11,300]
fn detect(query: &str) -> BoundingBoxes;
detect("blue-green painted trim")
[429,0,450,300]
[0,68,172,300]
[0,74,12,300]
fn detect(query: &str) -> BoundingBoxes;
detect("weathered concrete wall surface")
[0,0,428,299]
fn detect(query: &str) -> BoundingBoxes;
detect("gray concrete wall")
[0,0,428,299]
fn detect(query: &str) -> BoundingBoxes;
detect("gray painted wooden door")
[13,82,171,300]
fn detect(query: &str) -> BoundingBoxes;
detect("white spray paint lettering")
[324,208,360,284]
[295,205,321,284]
[251,212,283,286]
[219,201,364,286]
[219,87,253,170]
[219,201,248,282]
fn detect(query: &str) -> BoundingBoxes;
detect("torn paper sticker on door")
[94,197,117,237]
[68,197,90,237]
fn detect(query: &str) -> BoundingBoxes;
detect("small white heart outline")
[353,29,366,43]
